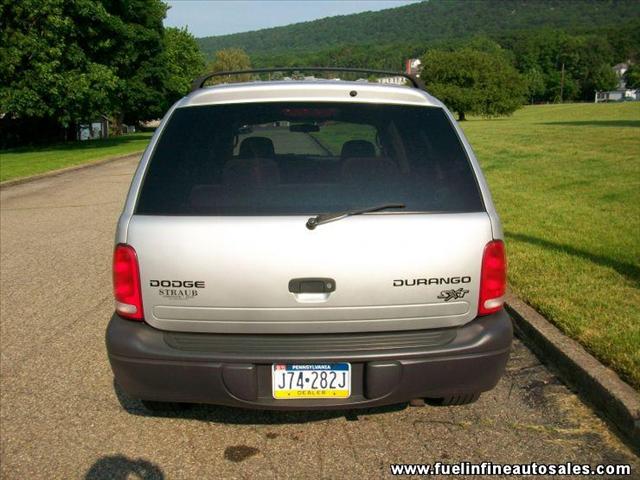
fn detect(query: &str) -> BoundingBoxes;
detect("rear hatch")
[127,100,492,334]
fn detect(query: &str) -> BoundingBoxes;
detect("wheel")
[141,400,190,413]
[438,392,481,406]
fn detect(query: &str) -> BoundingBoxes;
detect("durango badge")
[393,276,471,287]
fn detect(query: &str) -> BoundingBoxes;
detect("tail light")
[478,240,506,316]
[113,244,143,320]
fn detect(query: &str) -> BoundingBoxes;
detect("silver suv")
[107,68,511,411]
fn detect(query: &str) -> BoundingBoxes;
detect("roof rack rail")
[191,67,425,92]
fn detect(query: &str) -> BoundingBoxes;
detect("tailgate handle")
[288,278,336,294]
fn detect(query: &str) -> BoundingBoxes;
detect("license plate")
[272,363,351,399]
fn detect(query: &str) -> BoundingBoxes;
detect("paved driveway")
[238,127,331,155]
[0,156,638,479]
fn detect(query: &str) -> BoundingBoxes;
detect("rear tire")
[438,392,481,406]
[141,400,190,413]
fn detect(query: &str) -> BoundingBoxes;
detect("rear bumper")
[106,310,512,410]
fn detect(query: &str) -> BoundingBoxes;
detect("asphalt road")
[238,127,332,155]
[0,155,638,479]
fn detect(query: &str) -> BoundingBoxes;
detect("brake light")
[478,240,506,316]
[113,244,143,320]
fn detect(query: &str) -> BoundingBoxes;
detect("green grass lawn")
[0,132,153,182]
[461,102,640,389]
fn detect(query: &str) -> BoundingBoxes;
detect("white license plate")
[272,363,351,399]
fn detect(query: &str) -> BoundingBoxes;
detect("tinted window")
[136,102,484,215]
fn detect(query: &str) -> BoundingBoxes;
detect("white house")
[77,115,109,141]
[595,62,639,102]
[405,58,422,76]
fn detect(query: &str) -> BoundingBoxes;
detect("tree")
[585,63,618,95]
[420,48,527,120]
[163,27,206,107]
[561,35,617,100]
[205,48,252,85]
[0,0,120,129]
[0,0,171,144]
[494,25,638,102]
[524,68,546,104]
[624,65,640,89]
[100,0,169,125]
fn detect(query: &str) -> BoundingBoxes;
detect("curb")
[305,132,333,156]
[0,151,143,190]
[505,292,640,452]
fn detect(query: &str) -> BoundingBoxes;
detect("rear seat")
[190,139,401,210]
[222,158,281,186]
[190,156,280,209]
[238,137,275,158]
[340,140,376,160]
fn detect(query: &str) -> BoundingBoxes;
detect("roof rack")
[191,67,425,92]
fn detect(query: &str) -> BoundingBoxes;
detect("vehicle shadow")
[505,231,639,287]
[113,380,407,424]
[85,454,164,480]
[539,120,640,128]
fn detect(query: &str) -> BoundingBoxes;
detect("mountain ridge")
[196,0,640,59]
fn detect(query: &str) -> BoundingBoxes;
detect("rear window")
[136,102,484,215]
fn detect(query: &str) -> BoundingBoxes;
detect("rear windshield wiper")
[306,203,406,230]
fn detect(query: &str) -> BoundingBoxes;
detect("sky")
[164,0,422,38]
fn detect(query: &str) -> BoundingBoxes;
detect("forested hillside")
[197,0,640,59]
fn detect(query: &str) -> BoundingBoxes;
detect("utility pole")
[559,62,565,103]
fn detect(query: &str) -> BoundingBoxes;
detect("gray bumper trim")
[106,310,512,409]
[163,327,457,355]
